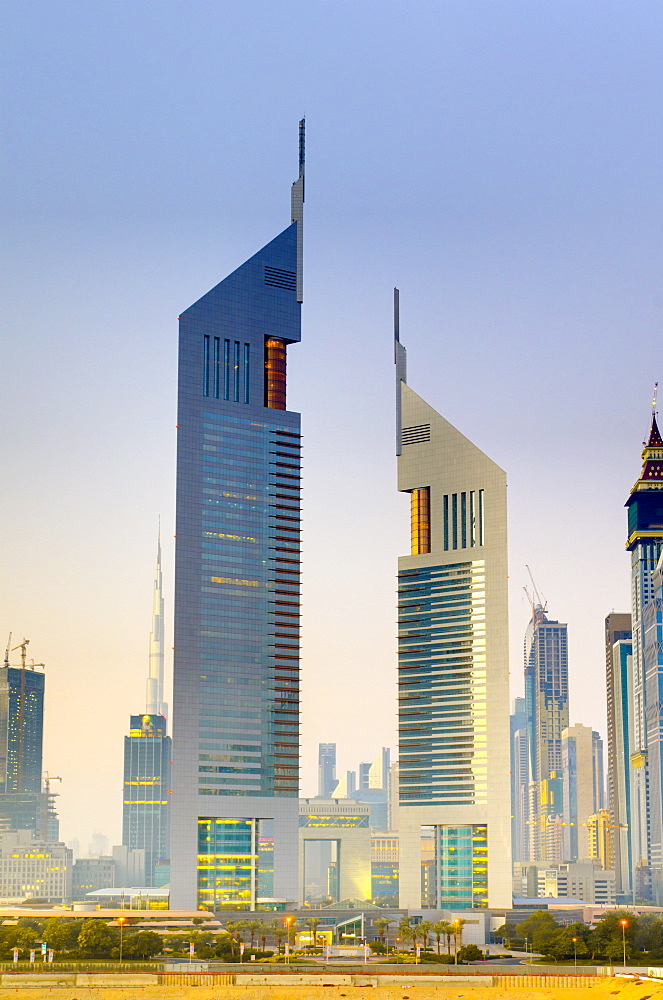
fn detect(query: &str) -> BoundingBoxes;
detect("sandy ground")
[0,980,659,1000]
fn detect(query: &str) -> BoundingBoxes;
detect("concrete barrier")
[2,974,76,986]
[76,973,160,986]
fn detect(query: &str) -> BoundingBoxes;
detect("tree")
[458,944,483,962]
[431,921,449,956]
[417,921,432,951]
[495,922,516,945]
[269,918,285,954]
[78,919,115,957]
[306,917,321,949]
[122,930,162,959]
[589,911,637,962]
[515,910,559,953]
[397,918,414,952]
[43,918,81,953]
[539,925,589,962]
[374,917,394,951]
[244,919,263,950]
[452,919,467,959]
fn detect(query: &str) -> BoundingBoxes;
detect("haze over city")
[3,0,663,852]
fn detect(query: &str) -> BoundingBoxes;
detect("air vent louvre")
[265,266,297,291]
[402,424,431,445]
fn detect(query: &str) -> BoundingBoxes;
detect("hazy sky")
[2,0,663,851]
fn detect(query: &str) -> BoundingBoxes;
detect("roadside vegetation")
[496,909,663,965]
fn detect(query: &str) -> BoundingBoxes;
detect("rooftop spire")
[630,390,663,494]
[394,287,408,456]
[291,118,305,303]
[146,521,167,720]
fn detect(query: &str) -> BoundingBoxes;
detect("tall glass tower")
[626,411,663,900]
[171,124,304,910]
[524,602,569,862]
[394,292,512,909]
[122,536,171,888]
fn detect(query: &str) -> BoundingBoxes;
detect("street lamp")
[117,917,126,964]
[572,936,577,968]
[620,919,628,968]
[285,917,293,965]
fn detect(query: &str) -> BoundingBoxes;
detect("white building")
[395,292,512,909]
[0,830,72,904]
[537,862,616,905]
[299,799,372,904]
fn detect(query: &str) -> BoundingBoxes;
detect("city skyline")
[3,1,663,849]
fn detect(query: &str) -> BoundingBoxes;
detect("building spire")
[291,118,305,303]
[146,521,167,719]
[394,287,407,456]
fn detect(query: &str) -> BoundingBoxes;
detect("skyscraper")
[524,600,569,862]
[510,696,528,863]
[171,123,305,909]
[122,537,172,887]
[645,553,663,902]
[0,640,54,841]
[605,612,632,898]
[395,291,512,909]
[625,410,663,899]
[562,723,604,862]
[0,642,44,795]
[317,743,336,799]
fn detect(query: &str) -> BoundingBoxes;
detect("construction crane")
[42,772,62,796]
[4,634,11,669]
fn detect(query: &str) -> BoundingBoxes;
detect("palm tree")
[418,921,432,953]
[306,917,321,949]
[432,920,450,956]
[269,918,285,954]
[453,919,467,962]
[374,917,394,953]
[244,919,263,951]
[224,920,244,959]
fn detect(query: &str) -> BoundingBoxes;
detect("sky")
[2,0,663,851]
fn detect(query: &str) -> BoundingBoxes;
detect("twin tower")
[169,122,512,911]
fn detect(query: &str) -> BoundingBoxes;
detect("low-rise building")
[537,862,615,905]
[0,830,71,903]
[72,855,115,901]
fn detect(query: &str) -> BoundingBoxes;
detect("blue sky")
[2,0,663,848]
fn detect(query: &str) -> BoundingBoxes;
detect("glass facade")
[123,714,171,887]
[437,824,488,909]
[0,667,44,795]
[172,127,304,908]
[398,561,487,807]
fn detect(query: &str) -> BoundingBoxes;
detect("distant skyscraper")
[524,600,569,862]
[562,724,604,862]
[510,697,528,862]
[146,528,167,718]
[122,535,171,887]
[0,647,44,794]
[171,123,305,909]
[395,291,511,909]
[605,612,632,897]
[318,744,336,799]
[123,714,171,887]
[625,410,663,898]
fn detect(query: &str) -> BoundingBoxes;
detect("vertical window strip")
[203,336,210,397]
[478,489,485,546]
[244,343,250,404]
[452,493,458,550]
[470,491,476,547]
[443,495,449,551]
[461,492,467,549]
[213,337,220,399]
[234,341,240,402]
[224,340,230,400]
